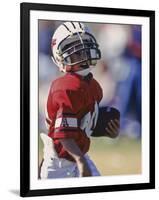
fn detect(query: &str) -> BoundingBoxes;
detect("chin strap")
[83,72,93,81]
[75,68,91,76]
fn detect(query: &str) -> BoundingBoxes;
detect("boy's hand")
[106,119,120,138]
[59,138,92,177]
[76,156,92,177]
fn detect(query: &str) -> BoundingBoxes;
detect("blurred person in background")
[97,24,141,139]
[39,21,61,132]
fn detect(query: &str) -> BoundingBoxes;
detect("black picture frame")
[20,2,155,197]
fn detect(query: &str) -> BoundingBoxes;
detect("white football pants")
[40,133,100,179]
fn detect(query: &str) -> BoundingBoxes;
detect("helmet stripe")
[62,24,72,33]
[78,22,83,30]
[71,22,76,29]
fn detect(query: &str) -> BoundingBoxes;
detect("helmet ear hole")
[56,56,61,62]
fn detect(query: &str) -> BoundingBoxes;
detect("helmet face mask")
[61,36,101,67]
[51,22,101,72]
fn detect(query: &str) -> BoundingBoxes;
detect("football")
[91,106,120,137]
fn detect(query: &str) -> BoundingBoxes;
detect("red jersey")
[46,72,103,162]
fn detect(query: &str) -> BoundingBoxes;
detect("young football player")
[40,22,120,179]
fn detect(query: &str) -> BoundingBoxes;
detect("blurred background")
[38,20,142,176]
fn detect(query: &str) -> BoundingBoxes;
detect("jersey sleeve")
[51,89,83,140]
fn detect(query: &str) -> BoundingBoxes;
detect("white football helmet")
[51,21,101,72]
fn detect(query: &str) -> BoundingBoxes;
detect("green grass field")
[39,136,141,176]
